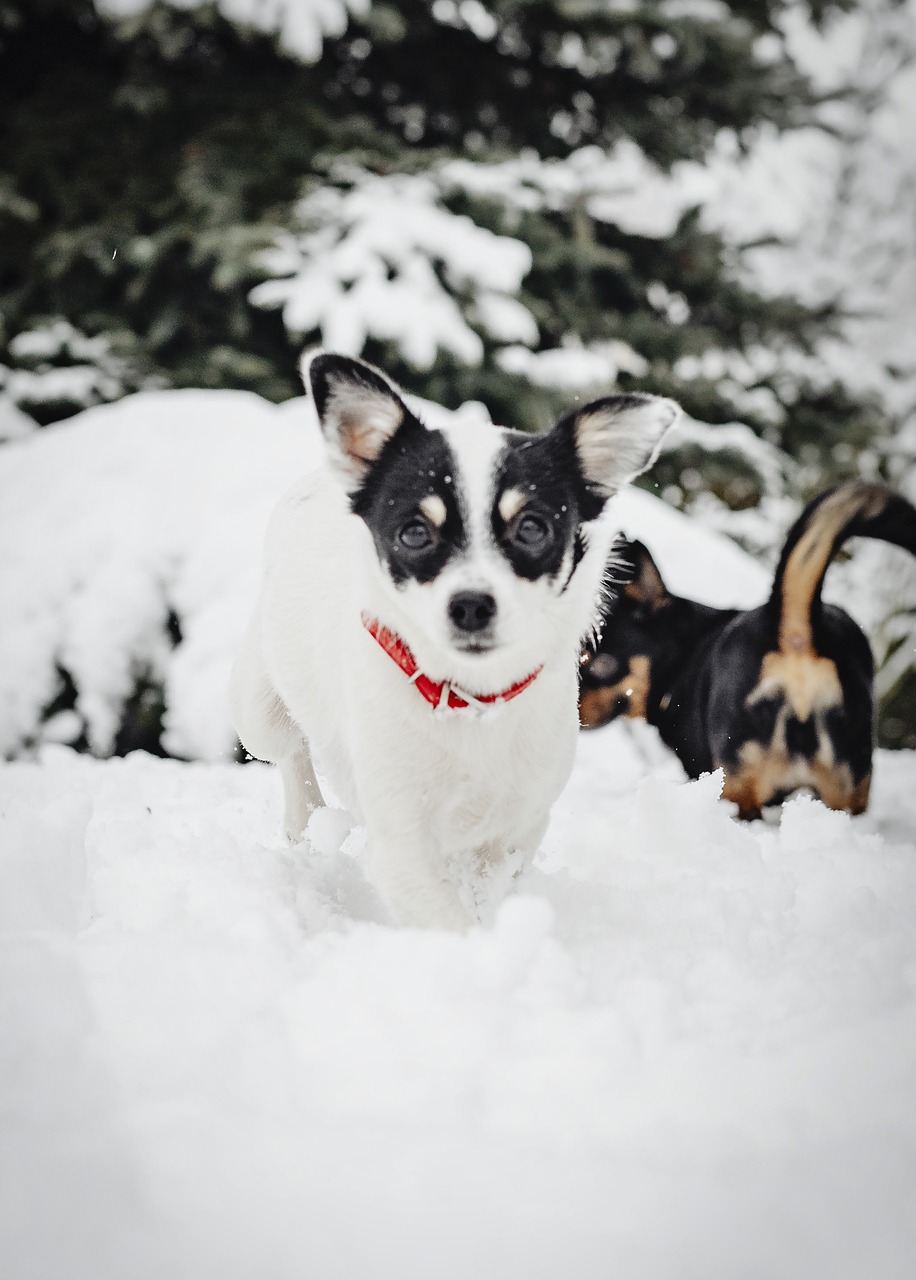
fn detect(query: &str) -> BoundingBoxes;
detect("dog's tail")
[769,479,916,654]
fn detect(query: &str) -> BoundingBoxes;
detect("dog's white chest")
[417,701,573,852]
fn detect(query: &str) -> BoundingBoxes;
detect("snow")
[498,340,649,389]
[251,170,535,368]
[444,141,711,239]
[0,375,36,443]
[4,320,137,421]
[94,0,368,63]
[0,389,318,760]
[431,0,499,40]
[2,731,915,1279]
[717,1,916,437]
[3,377,916,1277]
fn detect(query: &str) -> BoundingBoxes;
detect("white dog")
[231,353,678,929]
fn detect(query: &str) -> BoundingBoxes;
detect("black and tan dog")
[579,480,916,818]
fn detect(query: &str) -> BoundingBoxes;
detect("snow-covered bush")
[1,390,312,760]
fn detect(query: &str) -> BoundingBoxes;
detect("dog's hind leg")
[720,767,764,822]
[279,747,325,841]
[230,618,326,838]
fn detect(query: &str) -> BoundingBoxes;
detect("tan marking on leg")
[722,741,794,817]
[808,760,862,813]
[723,738,867,818]
[849,772,871,815]
[721,765,765,820]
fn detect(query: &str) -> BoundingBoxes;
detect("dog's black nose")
[448,591,497,633]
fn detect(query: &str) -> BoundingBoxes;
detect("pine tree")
[2,0,879,490]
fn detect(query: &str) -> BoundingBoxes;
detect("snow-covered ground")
[3,1,915,1268]
[2,386,915,1279]
[2,729,916,1280]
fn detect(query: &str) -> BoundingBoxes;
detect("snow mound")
[1,734,915,1278]
[0,390,322,760]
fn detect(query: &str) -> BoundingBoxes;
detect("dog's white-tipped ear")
[564,393,680,498]
[303,351,415,492]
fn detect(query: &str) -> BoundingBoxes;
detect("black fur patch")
[492,431,592,584]
[350,415,467,585]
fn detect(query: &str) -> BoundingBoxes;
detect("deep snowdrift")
[2,730,915,1280]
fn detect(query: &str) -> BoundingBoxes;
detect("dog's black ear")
[622,540,669,613]
[303,351,418,492]
[559,393,679,502]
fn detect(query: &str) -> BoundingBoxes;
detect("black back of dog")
[580,480,916,817]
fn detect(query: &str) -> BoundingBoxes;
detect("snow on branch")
[94,0,367,62]
[250,169,537,369]
[497,341,649,389]
[443,141,709,240]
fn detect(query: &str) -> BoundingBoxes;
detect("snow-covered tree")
[2,0,906,485]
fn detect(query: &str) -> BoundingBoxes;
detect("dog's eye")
[398,519,434,551]
[512,513,552,550]
[587,653,621,683]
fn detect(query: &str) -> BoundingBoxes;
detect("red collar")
[362,614,542,712]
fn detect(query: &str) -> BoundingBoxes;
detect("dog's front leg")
[367,825,472,932]
[513,812,550,877]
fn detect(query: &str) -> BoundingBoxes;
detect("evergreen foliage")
[2,0,872,474]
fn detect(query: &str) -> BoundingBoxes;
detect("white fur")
[231,358,675,930]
